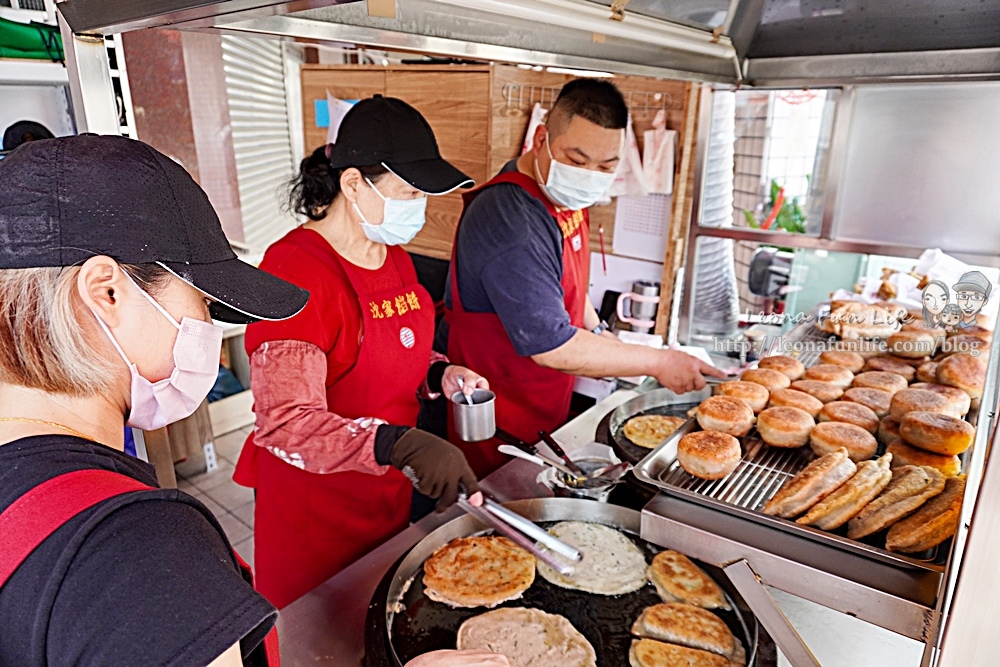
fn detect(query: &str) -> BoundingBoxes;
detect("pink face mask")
[91,276,223,430]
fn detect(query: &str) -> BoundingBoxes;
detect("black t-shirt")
[0,435,277,666]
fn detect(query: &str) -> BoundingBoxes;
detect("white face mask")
[535,137,617,210]
[353,176,427,246]
[91,275,223,430]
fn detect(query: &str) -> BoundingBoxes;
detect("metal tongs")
[456,495,581,576]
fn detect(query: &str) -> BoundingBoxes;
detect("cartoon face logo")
[921,281,949,324]
[939,304,962,330]
[952,271,991,328]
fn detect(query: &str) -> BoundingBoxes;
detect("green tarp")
[0,16,63,61]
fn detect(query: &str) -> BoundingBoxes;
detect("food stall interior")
[52,1,1000,665]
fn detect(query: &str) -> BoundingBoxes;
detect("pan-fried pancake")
[457,607,596,667]
[631,603,745,664]
[423,536,535,608]
[624,414,687,449]
[886,476,966,553]
[629,638,731,667]
[647,550,730,610]
[762,448,857,519]
[795,454,893,530]
[847,465,947,540]
[536,521,648,595]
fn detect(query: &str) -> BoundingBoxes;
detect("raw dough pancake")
[631,603,744,663]
[458,607,596,667]
[647,550,730,610]
[629,638,731,667]
[625,414,687,449]
[423,536,535,608]
[536,521,648,595]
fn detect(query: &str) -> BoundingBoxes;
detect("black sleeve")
[47,498,277,667]
[375,424,412,465]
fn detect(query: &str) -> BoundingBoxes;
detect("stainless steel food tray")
[626,323,967,572]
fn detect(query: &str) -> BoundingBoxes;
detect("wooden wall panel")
[387,68,491,259]
[300,66,387,155]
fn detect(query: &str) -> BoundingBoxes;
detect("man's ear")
[77,256,127,328]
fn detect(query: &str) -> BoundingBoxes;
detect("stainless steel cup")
[451,389,496,442]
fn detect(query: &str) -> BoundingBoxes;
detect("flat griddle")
[366,498,758,667]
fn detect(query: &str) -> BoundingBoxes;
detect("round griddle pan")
[365,498,758,667]
[608,388,712,464]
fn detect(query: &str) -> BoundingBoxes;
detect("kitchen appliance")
[363,498,759,667]
[616,280,661,333]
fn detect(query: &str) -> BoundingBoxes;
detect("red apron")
[0,469,280,666]
[446,171,590,477]
[235,244,434,609]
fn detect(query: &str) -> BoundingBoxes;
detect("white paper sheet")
[611,193,672,262]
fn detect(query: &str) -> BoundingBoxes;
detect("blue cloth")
[123,428,136,458]
[445,161,576,357]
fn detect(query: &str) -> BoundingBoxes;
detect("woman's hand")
[441,365,489,401]
[404,650,510,667]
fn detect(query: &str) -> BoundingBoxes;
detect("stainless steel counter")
[275,390,640,667]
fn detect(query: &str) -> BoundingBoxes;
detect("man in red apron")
[446,79,724,477]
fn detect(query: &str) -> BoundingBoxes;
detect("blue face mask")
[535,137,617,211]
[353,177,427,246]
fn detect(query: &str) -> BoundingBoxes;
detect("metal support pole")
[57,11,119,134]
[724,559,823,667]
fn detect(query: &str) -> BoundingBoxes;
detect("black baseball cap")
[0,134,308,324]
[3,120,55,151]
[326,95,474,195]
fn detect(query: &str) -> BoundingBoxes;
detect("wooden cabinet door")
[386,68,491,260]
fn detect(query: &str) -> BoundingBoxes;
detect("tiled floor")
[174,425,256,568]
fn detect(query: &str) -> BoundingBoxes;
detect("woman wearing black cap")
[233,96,490,610]
[0,135,505,667]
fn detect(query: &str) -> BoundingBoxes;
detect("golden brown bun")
[884,353,932,369]
[937,335,990,359]
[804,364,855,389]
[886,476,966,553]
[899,411,975,455]
[887,331,938,359]
[756,355,805,381]
[767,388,824,419]
[886,439,962,477]
[909,382,972,416]
[677,431,742,480]
[842,387,893,418]
[819,350,865,373]
[762,448,857,518]
[819,401,879,434]
[740,367,792,392]
[647,551,730,610]
[809,421,878,462]
[756,406,815,448]
[916,361,940,384]
[695,396,755,438]
[890,388,960,422]
[947,325,993,344]
[877,416,901,446]
[715,381,769,413]
[936,353,987,399]
[796,454,893,530]
[851,371,909,395]
[847,465,946,539]
[864,356,917,381]
[789,380,844,403]
[423,536,535,608]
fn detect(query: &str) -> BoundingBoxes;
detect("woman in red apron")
[235,96,489,611]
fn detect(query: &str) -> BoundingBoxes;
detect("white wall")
[0,84,75,141]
